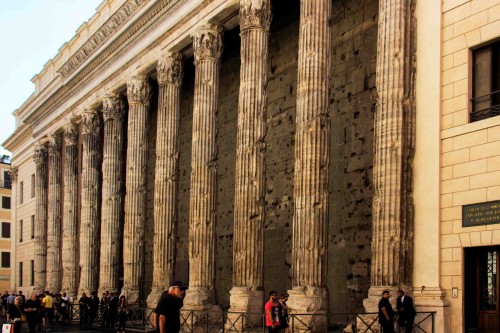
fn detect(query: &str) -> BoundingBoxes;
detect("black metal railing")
[65,304,435,333]
[470,90,500,122]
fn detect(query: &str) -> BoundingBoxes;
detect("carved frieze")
[192,24,224,61]
[157,53,184,87]
[81,109,101,135]
[103,95,126,121]
[33,143,47,165]
[64,123,78,146]
[127,77,152,105]
[240,0,272,31]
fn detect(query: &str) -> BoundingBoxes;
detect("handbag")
[15,305,26,322]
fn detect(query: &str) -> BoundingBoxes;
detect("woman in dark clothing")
[117,295,127,333]
[79,292,89,325]
[25,292,40,333]
[8,296,25,333]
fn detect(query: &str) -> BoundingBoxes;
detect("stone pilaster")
[147,53,184,305]
[363,0,416,312]
[34,142,48,292]
[79,109,102,295]
[287,0,331,330]
[62,123,79,298]
[99,95,126,296]
[46,133,63,292]
[123,77,151,304]
[183,24,223,311]
[228,0,271,318]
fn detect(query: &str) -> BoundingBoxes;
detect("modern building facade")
[3,0,500,332]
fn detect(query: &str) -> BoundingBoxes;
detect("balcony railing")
[65,304,435,333]
[470,89,500,122]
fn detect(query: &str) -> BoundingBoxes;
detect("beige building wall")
[0,161,12,292]
[440,0,500,331]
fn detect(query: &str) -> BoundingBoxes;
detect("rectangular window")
[19,181,23,205]
[1,252,10,268]
[18,262,23,287]
[31,174,35,198]
[1,222,10,239]
[1,197,10,209]
[471,40,500,122]
[30,216,35,239]
[2,171,11,189]
[18,221,22,242]
[30,260,34,286]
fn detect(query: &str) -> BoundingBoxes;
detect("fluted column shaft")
[79,110,102,295]
[99,96,126,295]
[184,24,223,310]
[147,54,184,305]
[34,143,48,292]
[370,0,415,289]
[46,134,62,292]
[62,124,79,297]
[229,0,271,315]
[124,77,151,304]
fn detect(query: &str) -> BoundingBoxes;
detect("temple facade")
[4,0,500,332]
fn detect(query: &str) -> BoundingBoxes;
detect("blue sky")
[0,0,103,156]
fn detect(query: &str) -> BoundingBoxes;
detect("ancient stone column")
[46,133,63,292]
[287,0,331,329]
[363,0,416,312]
[183,24,223,311]
[147,53,184,305]
[34,142,48,292]
[62,123,79,298]
[228,0,271,317]
[99,95,126,296]
[123,77,151,304]
[79,109,102,295]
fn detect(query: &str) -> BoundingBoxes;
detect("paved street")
[0,317,122,333]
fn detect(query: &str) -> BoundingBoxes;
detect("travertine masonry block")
[489,4,500,22]
[442,177,469,194]
[442,114,454,130]
[471,0,496,15]
[487,126,500,142]
[453,188,486,205]
[442,194,453,208]
[442,220,453,234]
[452,247,463,261]
[453,11,488,35]
[442,148,470,166]
[453,159,487,178]
[459,233,471,246]
[481,231,493,245]
[442,166,453,180]
[441,261,461,275]
[470,171,500,189]
[481,20,500,42]
[452,275,463,289]
[465,29,481,47]
[470,141,500,160]
[470,231,482,246]
[492,230,500,244]
[443,94,468,115]
[453,79,467,96]
[443,55,454,71]
[443,25,454,41]
[443,35,467,56]
[442,138,453,152]
[487,186,500,201]
[442,83,454,99]
[453,111,469,127]
[443,2,470,26]
[442,63,468,85]
[453,129,487,150]
[441,248,453,262]
[443,0,469,12]
[441,275,452,289]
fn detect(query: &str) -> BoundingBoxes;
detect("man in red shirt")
[264,291,280,333]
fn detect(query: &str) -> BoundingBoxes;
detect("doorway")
[464,246,500,333]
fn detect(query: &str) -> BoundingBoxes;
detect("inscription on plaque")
[463,200,500,227]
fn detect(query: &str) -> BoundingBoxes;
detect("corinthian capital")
[157,53,184,87]
[64,122,78,146]
[103,95,126,121]
[192,24,224,61]
[8,166,18,183]
[33,142,47,165]
[81,109,101,135]
[240,0,272,31]
[47,133,62,156]
[127,77,152,105]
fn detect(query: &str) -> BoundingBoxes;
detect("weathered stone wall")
[328,0,378,313]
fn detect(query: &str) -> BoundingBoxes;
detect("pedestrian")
[397,290,416,333]
[79,292,89,325]
[117,295,127,333]
[153,281,188,333]
[100,291,110,327]
[89,291,100,325]
[6,291,16,321]
[277,293,290,333]
[24,292,40,333]
[18,291,25,304]
[9,296,25,333]
[42,291,55,331]
[265,291,281,333]
[108,292,119,328]
[60,292,69,323]
[1,291,9,315]
[378,290,395,333]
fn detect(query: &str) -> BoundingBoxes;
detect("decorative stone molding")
[239,0,272,31]
[103,95,126,121]
[157,53,184,87]
[8,166,18,183]
[33,142,48,165]
[57,0,149,78]
[63,122,78,146]
[81,109,102,134]
[127,77,152,105]
[47,133,62,156]
[192,24,224,61]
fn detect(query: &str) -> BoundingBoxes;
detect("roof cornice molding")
[2,123,33,153]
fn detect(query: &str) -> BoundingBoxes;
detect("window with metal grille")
[471,40,500,122]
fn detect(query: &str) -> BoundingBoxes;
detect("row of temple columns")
[28,0,413,320]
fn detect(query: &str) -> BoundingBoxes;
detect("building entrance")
[465,246,500,333]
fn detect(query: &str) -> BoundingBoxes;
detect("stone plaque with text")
[463,200,500,227]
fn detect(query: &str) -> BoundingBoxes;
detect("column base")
[286,286,328,333]
[147,285,166,307]
[413,287,450,333]
[225,288,263,331]
[181,287,221,329]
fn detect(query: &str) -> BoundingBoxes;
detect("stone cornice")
[57,0,150,79]
[2,123,33,153]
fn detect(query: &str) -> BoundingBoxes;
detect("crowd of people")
[0,290,128,333]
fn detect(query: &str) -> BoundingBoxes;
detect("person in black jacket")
[397,290,416,333]
[79,292,90,325]
[9,296,25,333]
[88,291,100,326]
[154,281,188,333]
[24,292,40,333]
[378,290,395,333]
